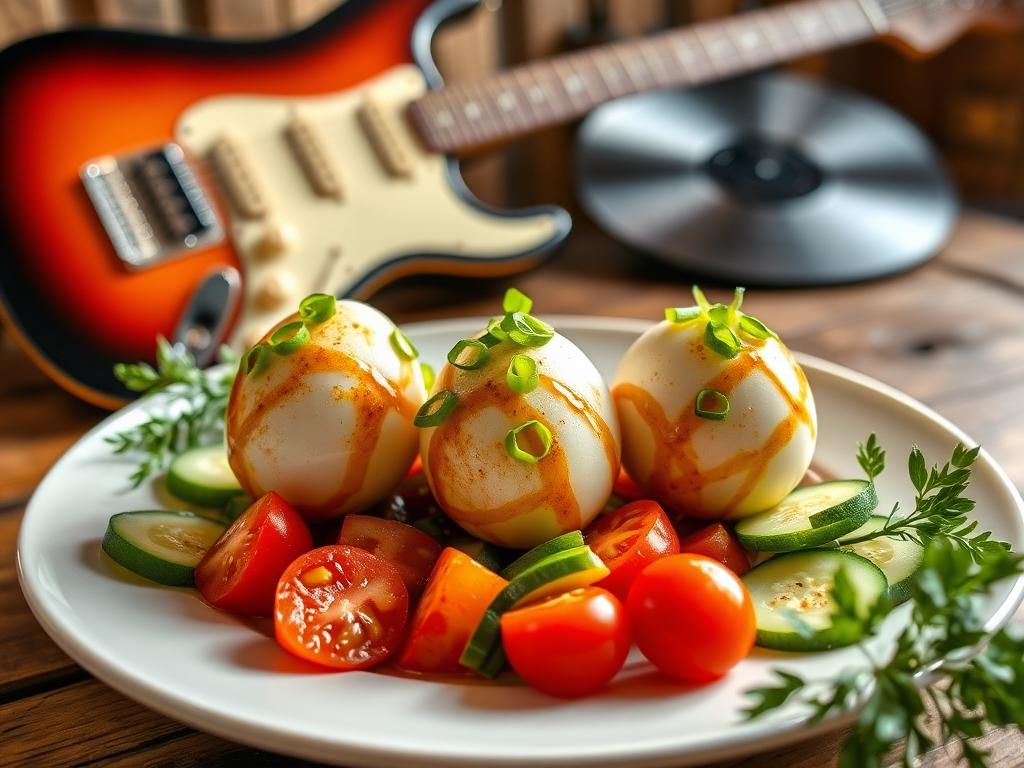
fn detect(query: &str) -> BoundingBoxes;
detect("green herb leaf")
[856,433,886,481]
[108,337,236,487]
[742,670,805,719]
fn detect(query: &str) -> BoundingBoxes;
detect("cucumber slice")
[462,544,609,677]
[743,549,888,652]
[735,480,877,552]
[102,510,226,586]
[166,446,243,508]
[452,538,506,572]
[840,516,923,605]
[500,530,585,580]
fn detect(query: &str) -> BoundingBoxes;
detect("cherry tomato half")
[627,554,755,684]
[337,515,442,602]
[585,500,680,601]
[274,545,409,670]
[501,587,630,698]
[195,491,312,616]
[677,523,750,576]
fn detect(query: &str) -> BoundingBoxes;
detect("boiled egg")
[612,288,816,519]
[419,292,621,549]
[226,296,426,522]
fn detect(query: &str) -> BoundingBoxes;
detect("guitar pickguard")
[177,65,563,350]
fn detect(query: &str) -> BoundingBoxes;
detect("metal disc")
[574,73,958,285]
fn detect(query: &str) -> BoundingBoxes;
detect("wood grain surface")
[2,210,1023,767]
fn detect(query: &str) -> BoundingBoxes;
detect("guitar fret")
[409,0,883,155]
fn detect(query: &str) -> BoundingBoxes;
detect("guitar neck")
[409,0,887,156]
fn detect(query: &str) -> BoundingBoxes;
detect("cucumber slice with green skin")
[840,516,924,606]
[452,538,506,572]
[735,480,878,552]
[101,510,226,586]
[499,530,584,580]
[743,549,888,652]
[462,544,609,677]
[166,446,244,508]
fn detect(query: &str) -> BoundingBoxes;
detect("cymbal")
[574,72,958,285]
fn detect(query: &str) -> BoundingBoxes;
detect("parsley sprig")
[843,435,1009,563]
[745,439,1024,767]
[104,337,237,487]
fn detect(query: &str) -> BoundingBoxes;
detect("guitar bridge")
[80,143,224,270]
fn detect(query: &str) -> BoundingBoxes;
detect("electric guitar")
[0,0,1017,407]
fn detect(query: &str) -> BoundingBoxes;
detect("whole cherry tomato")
[627,553,755,683]
[501,587,630,698]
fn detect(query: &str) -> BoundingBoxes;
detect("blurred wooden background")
[2,0,1023,212]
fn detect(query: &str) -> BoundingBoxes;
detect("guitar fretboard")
[409,0,885,155]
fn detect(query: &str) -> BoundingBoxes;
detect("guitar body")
[0,0,570,407]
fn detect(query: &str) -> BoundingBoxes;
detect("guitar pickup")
[81,143,224,270]
[357,97,414,179]
[286,115,343,200]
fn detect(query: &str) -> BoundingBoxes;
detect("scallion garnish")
[414,390,457,427]
[502,287,533,314]
[500,312,554,348]
[479,317,507,348]
[269,321,310,355]
[695,388,730,420]
[390,328,419,361]
[692,285,711,314]
[298,293,336,325]
[448,339,489,371]
[243,344,269,376]
[704,321,741,359]
[727,287,745,325]
[420,362,435,392]
[506,354,539,394]
[504,420,552,464]
[665,306,702,324]
[739,314,776,340]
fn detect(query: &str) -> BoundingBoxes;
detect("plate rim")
[17,314,1024,768]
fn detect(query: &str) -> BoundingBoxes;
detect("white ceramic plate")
[18,316,1024,768]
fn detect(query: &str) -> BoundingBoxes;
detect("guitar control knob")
[255,272,295,311]
[257,223,297,259]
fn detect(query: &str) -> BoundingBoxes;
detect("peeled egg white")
[420,332,621,549]
[226,300,425,521]
[612,318,816,519]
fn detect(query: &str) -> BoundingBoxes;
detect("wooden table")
[2,210,1023,767]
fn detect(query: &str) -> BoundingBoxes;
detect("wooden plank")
[0,0,66,47]
[0,382,100,508]
[204,0,286,38]
[283,0,339,29]
[0,510,82,702]
[93,0,186,33]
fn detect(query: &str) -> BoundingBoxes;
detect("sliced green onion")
[502,287,533,314]
[705,321,741,359]
[500,312,554,348]
[695,388,730,420]
[506,354,539,394]
[243,344,269,376]
[269,321,310,355]
[665,306,702,324]
[739,313,776,340]
[420,362,435,392]
[505,420,552,464]
[727,287,746,325]
[480,317,507,347]
[414,390,458,427]
[707,304,729,325]
[448,339,489,371]
[390,328,419,360]
[298,293,336,325]
[692,285,711,314]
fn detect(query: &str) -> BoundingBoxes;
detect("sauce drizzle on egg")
[613,343,813,518]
